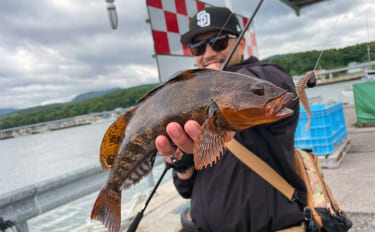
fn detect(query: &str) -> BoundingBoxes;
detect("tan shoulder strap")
[226,139,296,201]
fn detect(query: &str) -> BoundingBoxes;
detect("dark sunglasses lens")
[190,45,205,56]
[190,41,206,56]
[189,35,230,56]
[210,37,229,52]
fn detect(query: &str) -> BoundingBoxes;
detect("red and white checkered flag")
[146,0,258,58]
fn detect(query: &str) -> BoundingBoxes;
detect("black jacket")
[173,57,307,232]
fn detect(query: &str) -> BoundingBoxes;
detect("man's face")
[192,31,245,69]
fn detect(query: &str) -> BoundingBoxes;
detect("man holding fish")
[155,6,307,232]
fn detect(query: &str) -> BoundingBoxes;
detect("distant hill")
[0,109,16,115]
[71,88,121,103]
[0,83,158,130]
[268,41,375,76]
[266,53,294,60]
[1,103,65,118]
[2,88,122,118]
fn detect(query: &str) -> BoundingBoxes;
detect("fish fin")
[121,152,156,190]
[194,114,226,170]
[100,109,135,169]
[91,186,121,232]
[136,68,211,104]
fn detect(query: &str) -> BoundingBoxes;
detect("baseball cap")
[181,7,242,46]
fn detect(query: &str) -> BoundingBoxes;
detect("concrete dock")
[117,104,375,232]
[323,104,375,231]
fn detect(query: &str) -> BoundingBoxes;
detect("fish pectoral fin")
[100,110,134,169]
[193,115,226,170]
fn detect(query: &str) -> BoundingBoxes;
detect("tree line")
[0,84,158,130]
[268,41,375,76]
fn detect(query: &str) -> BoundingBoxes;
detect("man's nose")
[203,43,217,57]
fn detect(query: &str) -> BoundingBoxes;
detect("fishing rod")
[127,164,171,232]
[221,0,316,93]
[305,15,341,89]
[221,0,264,71]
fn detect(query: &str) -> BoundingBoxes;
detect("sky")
[1,0,374,109]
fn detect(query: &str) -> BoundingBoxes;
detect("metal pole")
[221,0,264,70]
[105,0,118,29]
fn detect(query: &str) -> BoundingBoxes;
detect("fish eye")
[251,83,265,96]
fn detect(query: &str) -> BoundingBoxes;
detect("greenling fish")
[296,71,316,131]
[91,68,295,232]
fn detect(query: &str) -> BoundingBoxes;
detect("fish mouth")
[266,92,295,118]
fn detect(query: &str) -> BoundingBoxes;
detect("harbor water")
[0,120,171,232]
[0,78,368,231]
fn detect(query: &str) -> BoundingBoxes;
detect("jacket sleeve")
[172,170,196,198]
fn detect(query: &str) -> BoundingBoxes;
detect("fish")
[296,71,316,131]
[90,68,295,232]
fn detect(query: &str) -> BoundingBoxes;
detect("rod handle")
[127,211,144,232]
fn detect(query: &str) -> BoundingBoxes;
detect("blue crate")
[308,127,348,155]
[310,125,332,139]
[294,138,314,150]
[294,102,348,155]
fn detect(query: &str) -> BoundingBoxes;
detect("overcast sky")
[1,0,374,109]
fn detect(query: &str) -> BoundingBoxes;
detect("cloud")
[250,0,375,57]
[0,0,160,109]
[0,0,374,109]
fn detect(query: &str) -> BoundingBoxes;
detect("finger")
[184,120,201,140]
[174,149,183,160]
[162,155,172,163]
[226,131,236,141]
[155,135,175,155]
[162,149,183,164]
[166,122,194,154]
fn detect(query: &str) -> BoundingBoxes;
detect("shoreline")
[316,71,365,86]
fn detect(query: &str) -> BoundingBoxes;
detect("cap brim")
[181,27,239,45]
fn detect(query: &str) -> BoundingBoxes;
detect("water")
[0,122,110,195]
[305,78,369,105]
[0,78,369,231]
[0,121,171,232]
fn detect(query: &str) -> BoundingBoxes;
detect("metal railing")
[293,60,375,80]
[0,154,164,232]
[316,60,375,75]
[0,165,109,232]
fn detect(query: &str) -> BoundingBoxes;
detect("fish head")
[217,78,295,130]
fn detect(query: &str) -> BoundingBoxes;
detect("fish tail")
[91,185,121,232]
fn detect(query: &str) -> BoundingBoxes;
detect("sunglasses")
[188,34,237,56]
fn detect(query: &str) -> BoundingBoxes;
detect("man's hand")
[156,120,236,179]
[156,120,200,179]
